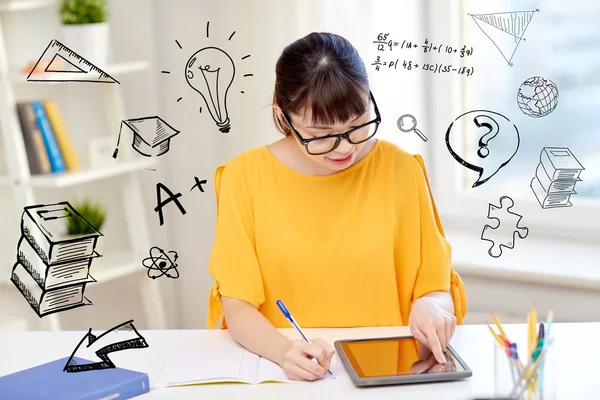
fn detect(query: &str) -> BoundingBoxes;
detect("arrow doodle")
[63,319,149,373]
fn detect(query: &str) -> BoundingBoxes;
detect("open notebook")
[155,346,348,386]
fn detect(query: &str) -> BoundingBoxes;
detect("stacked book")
[11,202,103,318]
[15,99,81,175]
[530,147,584,209]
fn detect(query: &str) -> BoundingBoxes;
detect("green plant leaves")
[59,0,108,24]
[67,198,106,235]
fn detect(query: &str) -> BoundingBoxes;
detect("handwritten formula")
[372,33,475,76]
[372,56,475,77]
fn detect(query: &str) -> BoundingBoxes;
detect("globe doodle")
[517,77,559,118]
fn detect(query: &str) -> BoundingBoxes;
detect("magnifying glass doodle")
[397,114,427,142]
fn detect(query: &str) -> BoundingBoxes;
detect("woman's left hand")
[408,296,457,364]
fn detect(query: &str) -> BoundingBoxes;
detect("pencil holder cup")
[493,340,556,400]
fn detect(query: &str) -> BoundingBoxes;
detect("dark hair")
[272,32,370,136]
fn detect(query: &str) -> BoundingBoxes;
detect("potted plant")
[59,0,110,66]
[66,198,107,253]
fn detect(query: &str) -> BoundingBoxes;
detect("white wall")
[0,0,437,331]
[4,0,593,332]
[0,0,178,331]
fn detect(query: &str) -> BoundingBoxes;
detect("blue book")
[32,101,66,172]
[0,356,150,400]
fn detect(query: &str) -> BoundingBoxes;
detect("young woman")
[206,32,467,382]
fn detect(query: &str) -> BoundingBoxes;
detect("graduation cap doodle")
[112,116,180,159]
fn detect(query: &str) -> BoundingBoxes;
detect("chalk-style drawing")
[445,110,520,188]
[469,9,539,66]
[397,114,427,142]
[26,39,119,83]
[154,183,187,226]
[11,202,103,318]
[142,247,179,279]
[517,77,559,118]
[531,147,584,209]
[190,177,207,192]
[481,196,529,258]
[160,22,253,133]
[64,320,149,373]
[112,116,180,159]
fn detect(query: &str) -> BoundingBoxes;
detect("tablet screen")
[339,337,466,378]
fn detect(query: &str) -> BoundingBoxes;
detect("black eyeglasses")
[281,91,382,155]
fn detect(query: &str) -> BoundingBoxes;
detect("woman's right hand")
[279,338,335,381]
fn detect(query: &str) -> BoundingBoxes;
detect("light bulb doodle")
[161,21,253,134]
[185,47,234,133]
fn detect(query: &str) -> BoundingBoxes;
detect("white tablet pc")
[334,335,472,387]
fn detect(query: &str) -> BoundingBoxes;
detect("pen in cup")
[510,343,520,384]
[276,300,336,379]
[510,336,554,399]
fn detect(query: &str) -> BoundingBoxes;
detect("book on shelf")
[530,147,585,209]
[10,202,103,317]
[15,100,81,176]
[15,103,52,175]
[43,99,81,171]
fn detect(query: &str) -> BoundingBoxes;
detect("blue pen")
[537,310,553,392]
[276,300,336,379]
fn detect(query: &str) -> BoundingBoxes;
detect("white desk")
[1,323,598,399]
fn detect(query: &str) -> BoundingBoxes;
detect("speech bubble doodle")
[445,110,520,188]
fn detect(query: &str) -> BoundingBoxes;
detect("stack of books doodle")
[10,202,103,317]
[530,147,585,209]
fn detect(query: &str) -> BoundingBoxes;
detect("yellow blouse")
[206,139,467,329]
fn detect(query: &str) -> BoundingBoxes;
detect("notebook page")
[237,348,261,383]
[255,353,350,383]
[255,356,296,384]
[156,347,255,386]
[329,352,350,380]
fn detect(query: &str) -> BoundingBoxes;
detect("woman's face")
[284,106,372,172]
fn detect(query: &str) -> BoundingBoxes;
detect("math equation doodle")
[161,21,253,134]
[469,9,539,67]
[371,34,475,76]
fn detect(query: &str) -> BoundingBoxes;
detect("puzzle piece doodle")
[481,196,529,258]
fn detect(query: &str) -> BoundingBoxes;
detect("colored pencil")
[491,312,508,339]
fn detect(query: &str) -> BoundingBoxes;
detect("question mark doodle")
[474,115,499,158]
[445,109,520,188]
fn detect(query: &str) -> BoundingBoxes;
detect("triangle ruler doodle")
[26,39,119,83]
[469,10,538,66]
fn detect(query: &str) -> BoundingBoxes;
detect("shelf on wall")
[0,0,54,13]
[0,249,144,287]
[91,249,145,284]
[12,61,150,84]
[0,157,157,188]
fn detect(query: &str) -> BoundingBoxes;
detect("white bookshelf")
[0,158,156,187]
[0,4,168,331]
[0,0,54,13]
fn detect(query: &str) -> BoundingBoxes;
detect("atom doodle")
[142,246,180,279]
